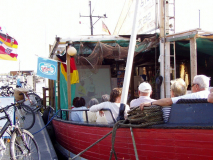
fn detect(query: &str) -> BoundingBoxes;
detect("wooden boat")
[52,101,213,160]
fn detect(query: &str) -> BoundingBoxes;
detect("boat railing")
[58,108,116,123]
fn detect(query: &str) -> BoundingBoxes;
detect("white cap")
[138,82,152,93]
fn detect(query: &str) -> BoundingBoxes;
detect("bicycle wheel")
[23,93,42,112]
[15,105,35,130]
[10,129,40,160]
[7,87,14,97]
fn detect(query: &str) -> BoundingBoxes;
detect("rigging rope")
[109,105,164,159]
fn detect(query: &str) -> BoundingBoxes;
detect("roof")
[49,35,130,58]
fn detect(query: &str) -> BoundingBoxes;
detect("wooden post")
[42,87,47,109]
[190,36,197,85]
[57,62,61,109]
[66,52,72,109]
[48,79,52,106]
[165,42,170,98]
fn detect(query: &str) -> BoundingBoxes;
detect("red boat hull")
[52,119,213,160]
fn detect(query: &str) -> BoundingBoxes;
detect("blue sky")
[0,0,213,74]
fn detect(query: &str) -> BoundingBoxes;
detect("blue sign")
[37,57,58,80]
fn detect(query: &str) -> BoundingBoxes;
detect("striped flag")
[57,53,79,84]
[0,26,18,61]
[102,21,111,35]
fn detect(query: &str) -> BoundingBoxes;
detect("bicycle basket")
[14,88,29,101]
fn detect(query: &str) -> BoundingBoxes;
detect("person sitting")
[83,98,98,122]
[140,75,210,110]
[70,97,87,122]
[89,88,130,123]
[101,94,110,102]
[83,98,108,123]
[130,82,155,108]
[170,78,187,97]
[163,78,187,122]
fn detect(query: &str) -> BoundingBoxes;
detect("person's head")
[109,88,122,103]
[191,75,210,93]
[170,78,187,97]
[73,97,85,107]
[138,82,152,97]
[101,94,110,102]
[87,98,99,108]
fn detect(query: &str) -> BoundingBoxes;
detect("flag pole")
[66,48,72,109]
[117,0,140,121]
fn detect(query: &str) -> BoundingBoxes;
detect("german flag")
[61,57,79,84]
[57,53,79,84]
[0,28,18,61]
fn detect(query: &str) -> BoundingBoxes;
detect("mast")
[117,0,140,121]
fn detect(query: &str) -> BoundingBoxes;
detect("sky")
[0,0,213,74]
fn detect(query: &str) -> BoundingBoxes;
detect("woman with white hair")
[163,78,187,122]
[170,78,187,97]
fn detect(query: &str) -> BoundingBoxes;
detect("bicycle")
[22,91,44,113]
[0,103,40,159]
[14,99,36,130]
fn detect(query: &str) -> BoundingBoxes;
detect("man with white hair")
[140,75,211,110]
[130,82,155,108]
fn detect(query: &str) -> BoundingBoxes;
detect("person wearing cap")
[130,82,155,108]
[140,75,211,110]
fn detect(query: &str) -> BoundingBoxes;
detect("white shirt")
[83,111,97,122]
[130,96,156,108]
[172,90,210,104]
[89,102,130,123]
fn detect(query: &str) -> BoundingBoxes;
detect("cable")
[32,109,61,135]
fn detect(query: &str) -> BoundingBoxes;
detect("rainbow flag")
[0,26,18,61]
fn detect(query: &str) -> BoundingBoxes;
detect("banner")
[0,26,18,61]
[37,57,58,80]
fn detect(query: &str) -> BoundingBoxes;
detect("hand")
[99,111,104,117]
[140,102,151,111]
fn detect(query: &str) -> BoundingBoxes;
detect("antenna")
[80,1,107,35]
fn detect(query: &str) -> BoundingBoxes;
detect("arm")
[89,102,105,112]
[140,98,172,110]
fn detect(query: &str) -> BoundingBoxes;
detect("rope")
[32,109,61,135]
[109,105,164,160]
[176,98,208,104]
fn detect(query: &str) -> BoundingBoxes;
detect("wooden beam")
[190,36,197,86]
[165,42,170,98]
[66,53,71,109]
[57,62,61,109]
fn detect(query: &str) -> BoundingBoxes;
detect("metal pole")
[89,1,93,35]
[117,0,140,121]
[199,9,200,28]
